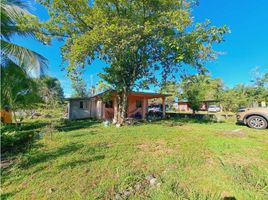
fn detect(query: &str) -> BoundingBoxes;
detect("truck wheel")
[247,116,268,129]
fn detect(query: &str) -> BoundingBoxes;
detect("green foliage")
[70,74,88,97]
[1,118,268,199]
[220,84,268,112]
[1,128,35,153]
[20,0,229,121]
[219,71,268,112]
[160,81,180,104]
[37,75,64,106]
[1,0,48,75]
[1,62,42,110]
[180,74,223,113]
[96,80,112,94]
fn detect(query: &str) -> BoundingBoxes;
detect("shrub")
[1,128,35,154]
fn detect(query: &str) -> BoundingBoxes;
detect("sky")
[12,0,268,97]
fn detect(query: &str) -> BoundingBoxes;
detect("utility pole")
[89,75,94,96]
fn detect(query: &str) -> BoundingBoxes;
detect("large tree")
[21,0,228,123]
[160,81,180,105]
[37,75,64,107]
[180,74,223,113]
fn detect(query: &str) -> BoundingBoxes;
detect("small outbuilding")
[177,100,221,112]
[65,90,170,121]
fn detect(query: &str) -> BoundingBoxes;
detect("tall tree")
[96,80,112,94]
[22,0,229,123]
[180,74,223,113]
[160,81,180,105]
[37,75,64,107]
[180,74,208,113]
[71,72,88,97]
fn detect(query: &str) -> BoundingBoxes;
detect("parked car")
[148,104,169,112]
[236,107,268,129]
[208,105,221,112]
[146,110,163,121]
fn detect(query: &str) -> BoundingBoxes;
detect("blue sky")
[13,0,268,97]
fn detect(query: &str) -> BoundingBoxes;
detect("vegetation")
[160,81,180,105]
[179,74,223,113]
[1,0,47,75]
[1,117,267,199]
[70,69,88,97]
[0,0,50,116]
[160,71,267,113]
[1,2,266,199]
[21,0,229,124]
[220,72,268,112]
[37,75,64,107]
[1,63,42,123]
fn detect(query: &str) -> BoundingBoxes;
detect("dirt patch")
[137,140,174,156]
[217,129,247,137]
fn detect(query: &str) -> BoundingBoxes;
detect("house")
[65,90,171,121]
[177,100,221,112]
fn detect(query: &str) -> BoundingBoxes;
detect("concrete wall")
[128,96,145,117]
[68,98,104,120]
[178,102,191,112]
[68,95,155,121]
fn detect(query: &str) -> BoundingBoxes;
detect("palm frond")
[1,0,34,40]
[0,0,31,20]
[1,39,48,76]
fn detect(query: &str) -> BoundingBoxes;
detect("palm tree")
[1,0,48,75]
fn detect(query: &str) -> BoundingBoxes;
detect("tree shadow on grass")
[20,142,84,169]
[0,191,15,200]
[55,119,100,132]
[58,155,105,170]
[70,131,98,138]
[168,114,229,125]
[1,121,49,133]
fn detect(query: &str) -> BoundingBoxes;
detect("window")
[79,101,84,109]
[136,100,142,108]
[105,100,113,108]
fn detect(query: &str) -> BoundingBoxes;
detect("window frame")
[79,101,84,109]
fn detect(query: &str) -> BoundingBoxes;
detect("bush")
[1,128,35,154]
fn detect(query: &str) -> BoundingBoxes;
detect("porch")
[103,91,171,121]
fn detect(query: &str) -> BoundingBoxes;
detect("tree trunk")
[114,87,129,125]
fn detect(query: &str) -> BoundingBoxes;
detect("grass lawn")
[1,118,268,200]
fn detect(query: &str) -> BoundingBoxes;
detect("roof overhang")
[64,90,171,101]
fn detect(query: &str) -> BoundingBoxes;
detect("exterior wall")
[178,102,191,112]
[68,93,165,120]
[102,95,149,120]
[69,100,91,120]
[68,98,104,120]
[177,102,213,112]
[128,96,144,118]
[104,97,116,120]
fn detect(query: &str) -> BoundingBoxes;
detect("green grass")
[1,118,268,200]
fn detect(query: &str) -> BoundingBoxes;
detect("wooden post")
[102,102,106,120]
[162,97,166,118]
[142,98,147,119]
[113,97,117,123]
[68,101,71,120]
